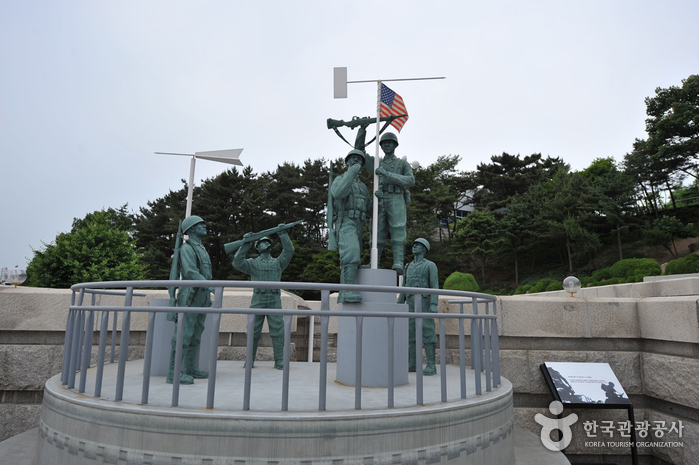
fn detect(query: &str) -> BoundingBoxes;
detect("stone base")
[34,361,515,465]
[336,268,409,387]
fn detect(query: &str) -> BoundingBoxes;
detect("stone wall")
[1,277,698,464]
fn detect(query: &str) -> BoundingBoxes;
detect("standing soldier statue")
[398,238,439,376]
[375,132,415,274]
[329,149,372,303]
[167,215,212,385]
[230,224,296,369]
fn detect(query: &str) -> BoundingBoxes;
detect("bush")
[608,258,661,282]
[591,268,612,282]
[528,277,563,293]
[664,254,699,275]
[513,284,532,295]
[443,272,480,292]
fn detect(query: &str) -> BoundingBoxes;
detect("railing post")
[492,301,501,388]
[67,289,85,389]
[415,294,423,406]
[206,287,224,410]
[471,316,482,396]
[110,310,118,363]
[318,290,330,411]
[354,315,364,410]
[94,309,110,397]
[307,307,315,363]
[141,310,157,405]
[171,310,185,407]
[387,316,395,408]
[484,318,492,392]
[78,309,95,393]
[115,287,134,401]
[471,297,480,370]
[458,301,467,399]
[439,318,447,402]
[76,310,85,378]
[61,291,76,385]
[282,315,292,411]
[243,314,255,410]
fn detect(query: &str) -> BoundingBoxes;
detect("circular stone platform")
[34,361,514,465]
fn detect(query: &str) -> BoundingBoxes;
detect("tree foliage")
[26,208,146,288]
[469,152,568,210]
[644,74,699,182]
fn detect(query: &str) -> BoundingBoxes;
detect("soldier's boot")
[166,344,194,385]
[183,346,208,379]
[272,337,285,370]
[244,338,260,369]
[392,242,405,275]
[423,344,437,376]
[408,342,416,373]
[338,265,362,303]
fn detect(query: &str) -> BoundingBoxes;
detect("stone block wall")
[2,277,698,465]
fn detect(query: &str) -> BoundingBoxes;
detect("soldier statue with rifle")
[166,215,213,385]
[375,131,414,274]
[326,114,406,302]
[226,221,300,369]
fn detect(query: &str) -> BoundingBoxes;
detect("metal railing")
[63,280,501,411]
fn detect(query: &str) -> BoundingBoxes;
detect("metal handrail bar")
[64,280,499,412]
[71,279,496,300]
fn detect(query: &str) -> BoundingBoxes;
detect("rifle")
[327,163,337,251]
[326,114,407,130]
[224,220,303,256]
[168,220,184,307]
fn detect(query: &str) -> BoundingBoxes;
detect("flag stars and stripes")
[379,83,409,132]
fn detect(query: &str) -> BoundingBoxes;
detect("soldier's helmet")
[379,132,399,147]
[182,215,205,234]
[345,149,366,166]
[412,238,430,253]
[255,236,272,251]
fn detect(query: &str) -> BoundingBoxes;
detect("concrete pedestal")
[34,361,516,465]
[336,269,409,387]
[149,299,211,376]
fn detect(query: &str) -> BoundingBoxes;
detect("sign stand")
[540,362,639,465]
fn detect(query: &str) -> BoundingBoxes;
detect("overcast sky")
[1,1,698,272]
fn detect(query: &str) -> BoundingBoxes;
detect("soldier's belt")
[253,288,281,295]
[346,210,367,221]
[381,185,405,194]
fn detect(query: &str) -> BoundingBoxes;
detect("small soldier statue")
[398,238,439,376]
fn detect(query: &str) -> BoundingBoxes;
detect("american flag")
[380,84,409,132]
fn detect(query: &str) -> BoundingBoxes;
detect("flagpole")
[332,68,445,270]
[371,81,382,269]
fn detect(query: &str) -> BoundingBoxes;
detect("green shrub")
[528,277,563,293]
[665,254,699,275]
[591,268,611,281]
[609,258,661,282]
[513,284,532,295]
[443,272,480,292]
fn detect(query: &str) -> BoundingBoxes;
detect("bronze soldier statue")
[375,132,415,274]
[398,238,439,376]
[330,149,371,303]
[231,225,295,369]
[167,215,212,385]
